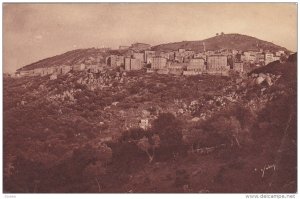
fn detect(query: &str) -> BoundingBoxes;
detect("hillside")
[152,33,289,52]
[17,33,289,73]
[3,53,297,193]
[17,48,112,72]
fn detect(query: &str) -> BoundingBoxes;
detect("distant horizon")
[4,3,297,73]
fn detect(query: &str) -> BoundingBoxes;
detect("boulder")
[251,73,258,78]
[241,82,247,88]
[265,76,273,86]
[236,78,243,84]
[112,102,119,106]
[142,110,151,117]
[256,76,265,85]
[259,73,267,78]
[190,100,198,106]
[248,78,256,87]
[191,117,200,122]
[50,74,57,80]
[178,109,184,114]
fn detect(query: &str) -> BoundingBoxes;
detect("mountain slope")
[17,48,110,72]
[152,33,289,52]
[17,33,290,72]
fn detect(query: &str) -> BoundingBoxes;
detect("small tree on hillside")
[137,134,160,163]
[212,116,242,148]
[152,113,183,158]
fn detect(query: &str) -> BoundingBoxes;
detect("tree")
[97,143,112,163]
[152,113,183,157]
[136,134,160,163]
[5,155,46,193]
[212,116,242,148]
[227,116,242,147]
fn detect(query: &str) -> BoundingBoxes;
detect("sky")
[3,3,297,73]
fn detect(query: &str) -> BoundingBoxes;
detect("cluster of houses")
[14,63,104,79]
[13,41,287,78]
[107,42,287,76]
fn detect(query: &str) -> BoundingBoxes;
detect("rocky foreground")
[3,55,297,193]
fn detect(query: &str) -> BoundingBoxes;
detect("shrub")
[152,113,184,158]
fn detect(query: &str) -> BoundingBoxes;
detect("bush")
[152,113,184,158]
[174,169,189,188]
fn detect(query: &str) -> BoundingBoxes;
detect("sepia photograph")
[2,2,298,195]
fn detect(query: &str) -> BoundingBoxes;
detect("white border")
[1,1,298,199]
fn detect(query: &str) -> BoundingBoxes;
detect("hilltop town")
[13,33,289,79]
[4,33,296,193]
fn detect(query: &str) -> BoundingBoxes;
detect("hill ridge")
[152,33,289,52]
[18,33,290,72]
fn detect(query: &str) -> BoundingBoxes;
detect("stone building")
[19,70,35,77]
[33,68,44,76]
[106,55,124,67]
[243,51,257,63]
[125,58,142,71]
[187,58,206,71]
[265,53,274,65]
[275,50,285,57]
[58,65,72,74]
[158,52,170,60]
[87,65,103,73]
[144,50,156,64]
[178,49,186,53]
[168,62,184,75]
[174,54,184,63]
[207,55,228,70]
[151,57,167,69]
[167,52,175,61]
[183,50,195,58]
[273,56,280,62]
[194,52,207,60]
[233,62,244,73]
[116,56,125,67]
[73,63,86,71]
[133,52,145,63]
[131,58,142,70]
[255,53,265,64]
[125,57,131,71]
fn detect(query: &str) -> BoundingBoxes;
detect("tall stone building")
[265,53,274,65]
[207,55,228,70]
[125,58,142,71]
[144,50,156,64]
[133,52,145,63]
[187,58,206,71]
[151,57,167,69]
